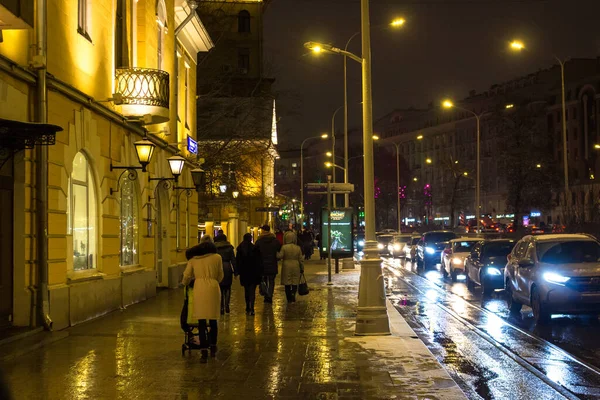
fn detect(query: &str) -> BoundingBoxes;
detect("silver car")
[441,238,482,282]
[505,234,600,324]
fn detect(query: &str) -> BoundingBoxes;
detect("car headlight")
[377,243,384,249]
[486,267,502,276]
[358,240,365,247]
[543,272,570,285]
[425,247,435,255]
[452,257,463,265]
[394,244,401,251]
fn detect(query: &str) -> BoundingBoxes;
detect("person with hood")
[181,241,224,361]
[236,233,262,315]
[254,225,281,303]
[214,231,236,314]
[277,231,304,303]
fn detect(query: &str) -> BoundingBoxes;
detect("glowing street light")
[372,134,380,141]
[536,164,542,168]
[326,151,333,157]
[442,100,454,109]
[463,171,468,176]
[416,134,423,140]
[413,177,418,182]
[505,104,514,109]
[510,40,525,51]
[390,18,405,27]
[425,158,432,164]
[595,144,600,149]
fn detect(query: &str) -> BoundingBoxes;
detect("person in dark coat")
[254,225,281,303]
[214,232,236,314]
[236,233,262,315]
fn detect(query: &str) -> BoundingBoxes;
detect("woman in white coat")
[277,231,304,303]
[182,241,224,361]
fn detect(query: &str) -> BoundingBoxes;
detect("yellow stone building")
[0,0,213,331]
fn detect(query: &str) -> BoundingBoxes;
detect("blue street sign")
[187,135,198,155]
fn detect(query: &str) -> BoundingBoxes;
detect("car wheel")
[531,286,551,324]
[505,280,522,314]
[466,271,475,291]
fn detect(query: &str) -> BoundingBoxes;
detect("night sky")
[263,0,600,150]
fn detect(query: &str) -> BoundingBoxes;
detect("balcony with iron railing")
[114,67,170,124]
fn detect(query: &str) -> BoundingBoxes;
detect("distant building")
[195,0,278,244]
[374,58,600,227]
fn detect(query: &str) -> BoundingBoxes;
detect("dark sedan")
[465,239,516,295]
[417,231,458,269]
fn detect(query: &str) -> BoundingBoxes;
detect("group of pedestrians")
[181,225,305,362]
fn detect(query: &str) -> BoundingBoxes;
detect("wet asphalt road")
[382,257,600,400]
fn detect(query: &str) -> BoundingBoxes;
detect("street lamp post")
[325,162,348,187]
[378,142,401,232]
[331,106,343,207]
[510,40,570,224]
[304,2,391,335]
[300,133,329,228]
[443,100,483,233]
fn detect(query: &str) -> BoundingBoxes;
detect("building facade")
[375,58,600,228]
[195,0,278,245]
[0,0,212,331]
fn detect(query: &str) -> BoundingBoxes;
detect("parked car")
[388,234,414,258]
[465,239,516,294]
[404,236,421,261]
[376,234,395,256]
[417,231,458,269]
[504,234,600,324]
[441,238,482,281]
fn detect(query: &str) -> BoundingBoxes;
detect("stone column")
[228,212,240,247]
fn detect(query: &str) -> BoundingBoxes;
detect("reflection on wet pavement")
[384,257,600,400]
[3,262,465,400]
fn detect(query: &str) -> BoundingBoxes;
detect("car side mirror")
[518,259,534,268]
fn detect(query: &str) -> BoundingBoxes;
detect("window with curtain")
[70,152,97,271]
[120,176,139,266]
[238,10,250,33]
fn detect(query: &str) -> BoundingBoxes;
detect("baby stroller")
[180,283,204,356]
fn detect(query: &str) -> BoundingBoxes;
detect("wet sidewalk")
[2,260,466,400]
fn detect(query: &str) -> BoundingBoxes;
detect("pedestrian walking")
[254,224,281,303]
[236,233,262,315]
[214,231,236,315]
[277,231,304,303]
[181,241,224,362]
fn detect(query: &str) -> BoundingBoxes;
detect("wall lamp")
[109,137,156,195]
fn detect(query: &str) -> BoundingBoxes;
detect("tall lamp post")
[375,138,402,233]
[341,18,405,208]
[443,100,484,233]
[304,0,391,335]
[510,40,570,222]
[331,106,343,207]
[325,162,348,188]
[300,133,329,228]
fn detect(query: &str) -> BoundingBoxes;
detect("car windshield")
[482,242,515,258]
[377,235,394,244]
[426,232,457,243]
[537,240,600,264]
[453,241,478,253]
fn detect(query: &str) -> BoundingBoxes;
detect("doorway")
[0,157,14,329]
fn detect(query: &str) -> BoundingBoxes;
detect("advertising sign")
[187,135,198,155]
[321,207,354,257]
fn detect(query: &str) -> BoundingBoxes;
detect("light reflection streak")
[483,313,506,342]
[545,362,568,386]
[425,289,439,302]
[425,270,442,282]
[70,350,97,399]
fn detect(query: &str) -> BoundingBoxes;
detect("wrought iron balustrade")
[115,67,169,108]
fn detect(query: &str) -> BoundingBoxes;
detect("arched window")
[156,0,167,69]
[120,176,139,266]
[238,10,250,33]
[69,152,97,271]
